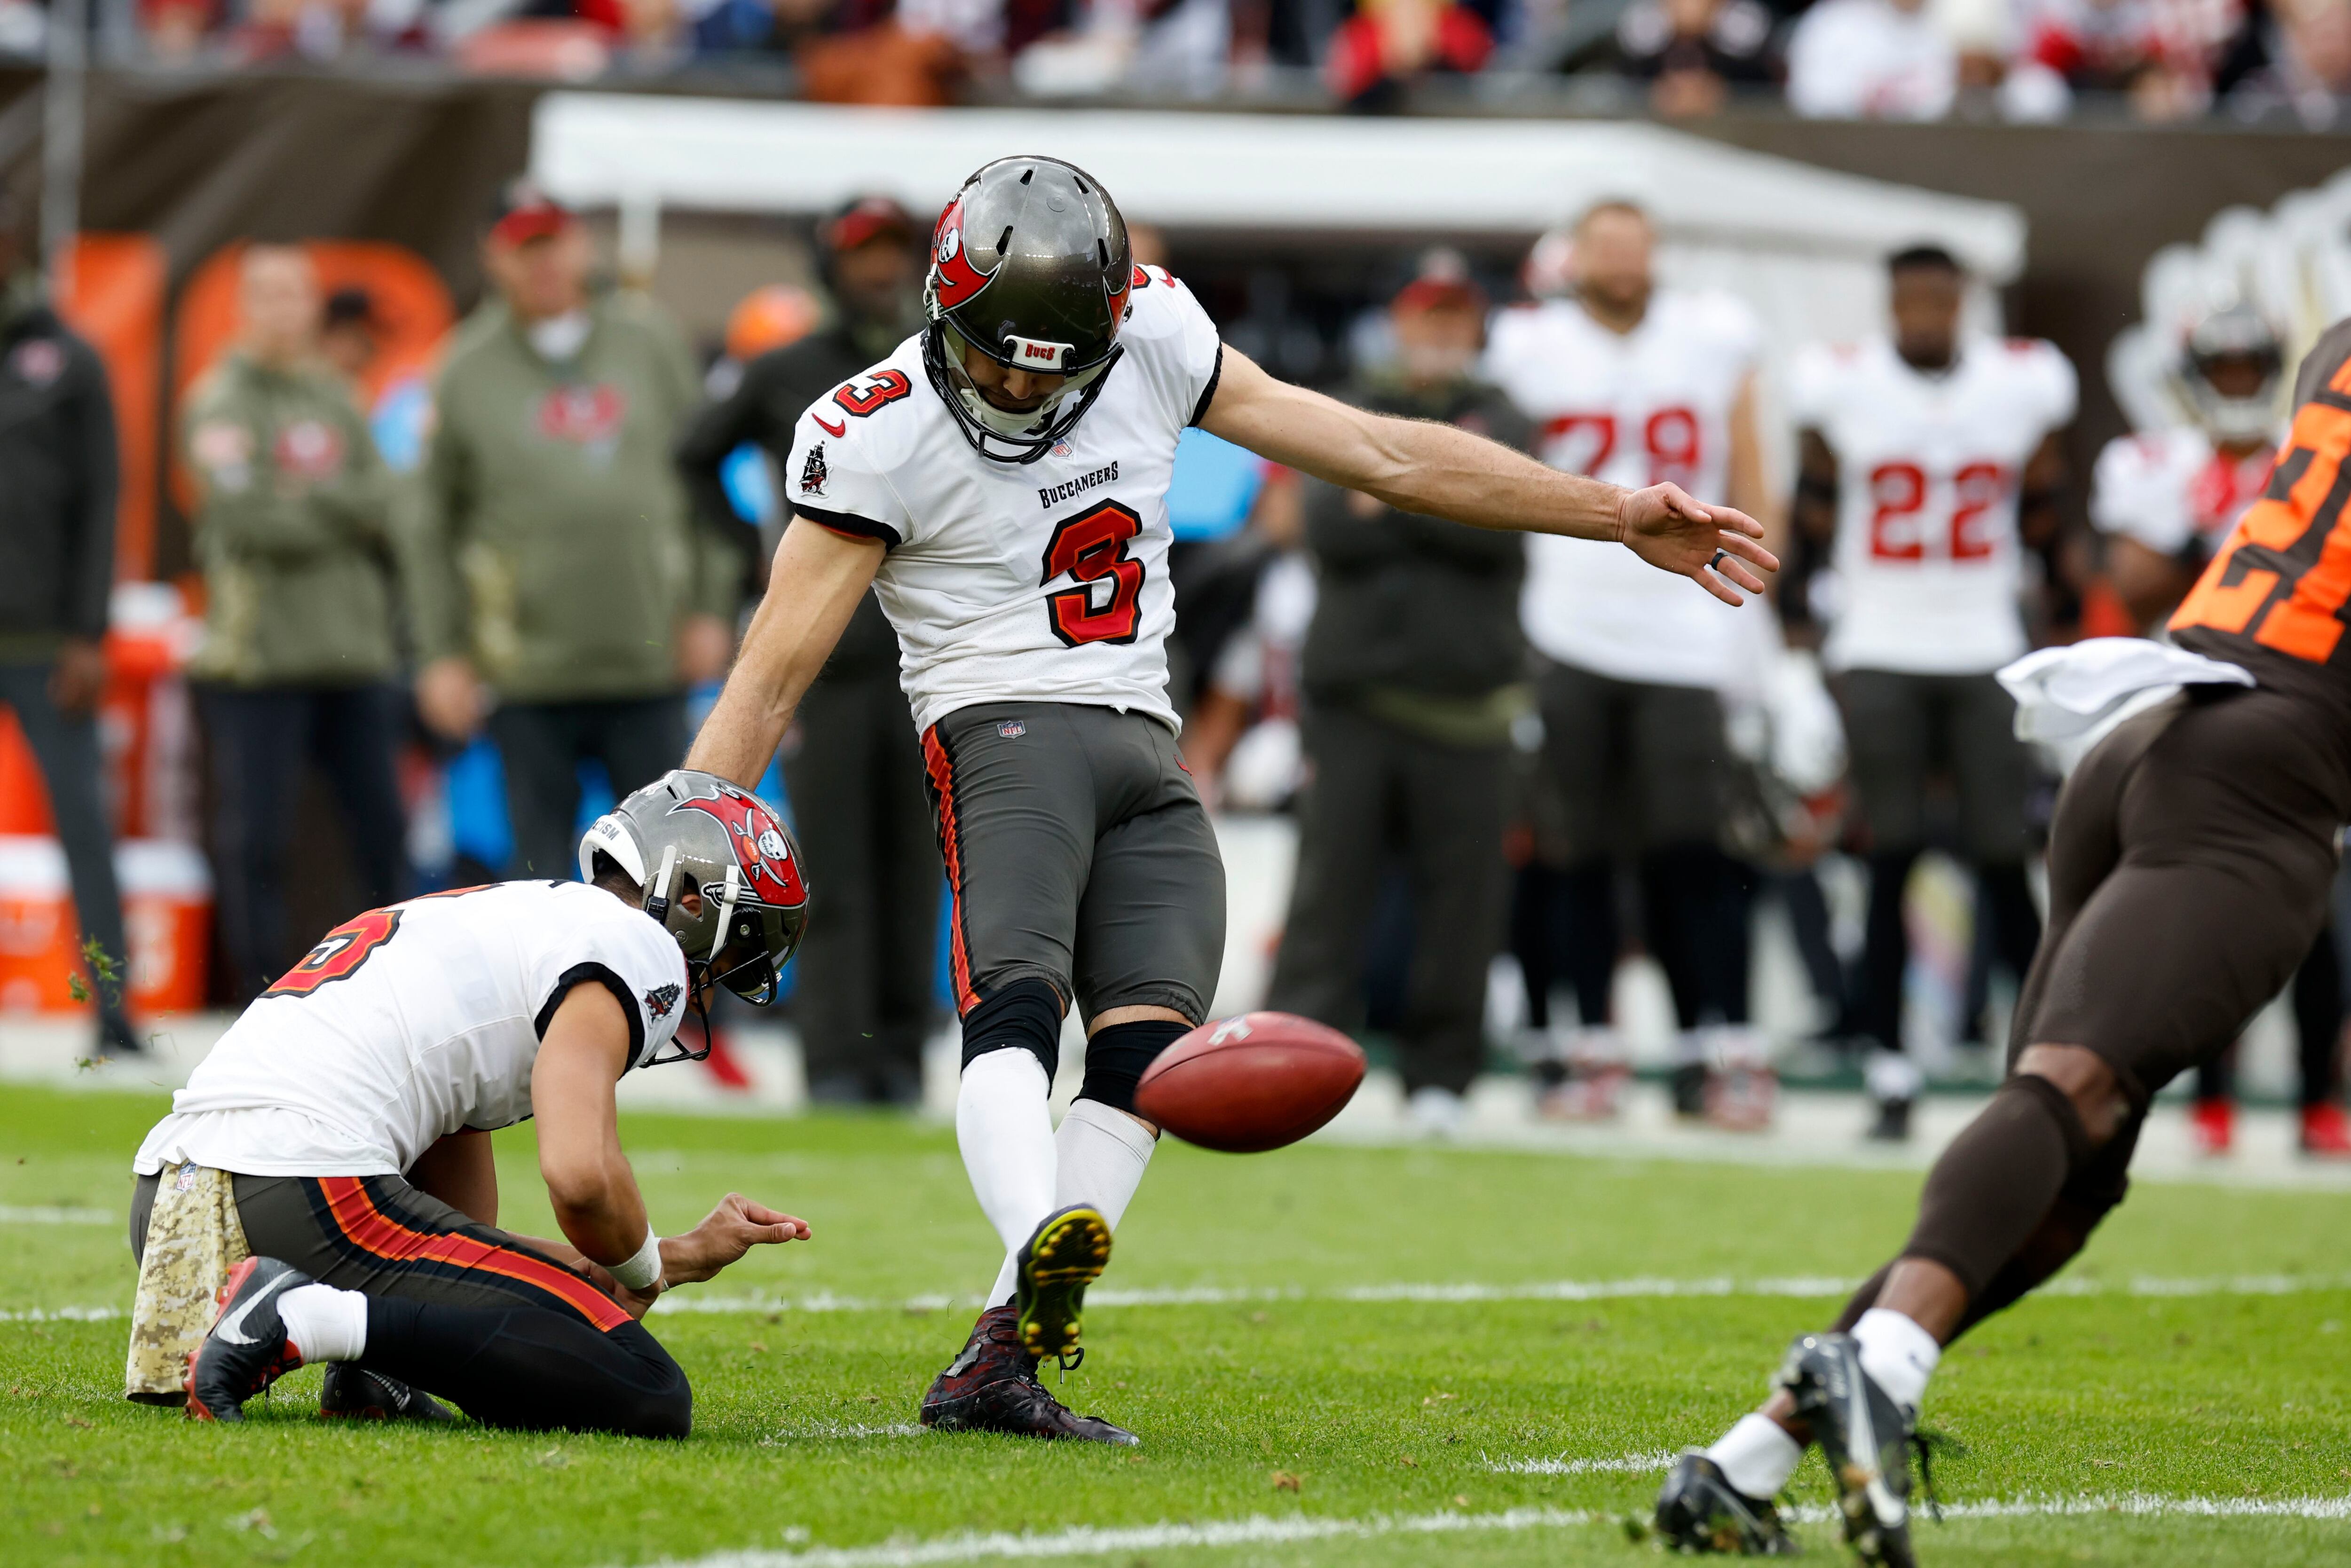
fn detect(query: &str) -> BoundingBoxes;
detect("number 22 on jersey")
[1041,500,1146,646]
[1867,461,2012,562]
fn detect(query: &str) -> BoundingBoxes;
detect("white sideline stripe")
[651,1270,2351,1317]
[16,1269,2351,1331]
[0,1205,113,1226]
[1489,1450,1675,1475]
[643,1493,2351,1567]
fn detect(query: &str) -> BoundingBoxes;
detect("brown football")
[1134,1012,1367,1153]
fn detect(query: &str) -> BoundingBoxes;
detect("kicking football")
[8,41,2351,1568]
[1135,1012,1369,1152]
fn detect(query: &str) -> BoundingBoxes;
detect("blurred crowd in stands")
[3,0,2351,126]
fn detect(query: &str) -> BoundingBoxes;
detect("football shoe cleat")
[1653,1450,1799,1555]
[918,1304,1139,1444]
[1775,1332,1918,1567]
[319,1363,454,1422]
[1013,1205,1112,1365]
[185,1256,311,1423]
[2190,1095,2235,1156]
[2300,1102,2351,1158]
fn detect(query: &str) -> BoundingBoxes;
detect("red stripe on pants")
[921,726,980,1015]
[315,1176,631,1332]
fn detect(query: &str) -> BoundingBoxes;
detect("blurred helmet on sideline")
[725,284,823,363]
[2175,304,2286,445]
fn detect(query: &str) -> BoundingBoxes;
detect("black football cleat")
[1776,1332,1917,1567]
[185,1257,311,1423]
[1013,1205,1112,1365]
[1654,1450,1799,1555]
[320,1363,454,1423]
[918,1303,1138,1445]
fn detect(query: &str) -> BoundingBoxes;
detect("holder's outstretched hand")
[1617,483,1779,606]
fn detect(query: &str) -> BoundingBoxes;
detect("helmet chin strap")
[645,844,680,923]
[709,863,743,968]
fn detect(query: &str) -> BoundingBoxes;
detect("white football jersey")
[133,881,689,1178]
[1482,290,1765,689]
[1793,335,2077,674]
[785,267,1223,734]
[2091,425,2273,560]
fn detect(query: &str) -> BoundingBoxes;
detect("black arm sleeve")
[64,343,119,641]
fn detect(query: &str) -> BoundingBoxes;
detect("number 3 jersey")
[1481,290,1763,689]
[1791,334,2076,674]
[785,267,1224,734]
[132,882,690,1179]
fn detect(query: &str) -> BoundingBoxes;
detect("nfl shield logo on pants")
[999,720,1026,739]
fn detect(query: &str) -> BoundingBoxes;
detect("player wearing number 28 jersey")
[688,158,1779,1445]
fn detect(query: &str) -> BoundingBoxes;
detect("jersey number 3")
[1042,501,1146,646]
[267,907,402,996]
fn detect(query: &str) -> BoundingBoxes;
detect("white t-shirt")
[134,881,690,1179]
[2091,426,2274,559]
[784,266,1224,735]
[1786,0,1959,120]
[1793,334,2077,674]
[1482,290,1765,690]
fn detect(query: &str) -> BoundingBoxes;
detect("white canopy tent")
[528,95,2027,369]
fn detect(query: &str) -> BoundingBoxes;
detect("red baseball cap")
[823,196,918,256]
[488,179,578,247]
[1392,247,1486,315]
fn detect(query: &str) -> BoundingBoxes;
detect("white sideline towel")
[1996,638,2255,774]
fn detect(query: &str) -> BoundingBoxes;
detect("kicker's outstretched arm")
[1199,345,1777,605]
[685,518,885,788]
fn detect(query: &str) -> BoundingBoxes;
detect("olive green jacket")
[184,353,401,687]
[411,292,742,703]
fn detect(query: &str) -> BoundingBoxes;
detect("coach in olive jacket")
[411,186,742,881]
[1266,260,1530,1119]
[186,245,410,1001]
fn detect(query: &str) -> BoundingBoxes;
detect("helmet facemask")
[923,320,1122,464]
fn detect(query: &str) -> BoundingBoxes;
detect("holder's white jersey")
[1793,334,2076,675]
[133,881,689,1178]
[2091,425,2274,560]
[785,267,1224,735]
[1482,290,1762,689]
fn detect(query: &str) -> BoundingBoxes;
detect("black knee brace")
[961,978,1065,1081]
[1077,1019,1191,1113]
[1903,1071,2095,1302]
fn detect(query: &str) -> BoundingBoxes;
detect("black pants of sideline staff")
[492,695,687,882]
[781,670,939,1103]
[0,660,133,1041]
[1267,704,1508,1097]
[200,683,410,1002]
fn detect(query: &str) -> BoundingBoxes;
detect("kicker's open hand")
[1615,482,1778,606]
[658,1192,812,1287]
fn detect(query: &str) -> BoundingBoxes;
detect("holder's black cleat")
[184,1257,310,1423]
[320,1363,454,1422]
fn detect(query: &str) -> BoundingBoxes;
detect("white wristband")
[610,1230,663,1292]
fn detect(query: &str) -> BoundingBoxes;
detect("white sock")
[1852,1307,1942,1418]
[276,1283,368,1364]
[1055,1098,1158,1229]
[957,1048,1057,1310]
[1706,1411,1803,1500]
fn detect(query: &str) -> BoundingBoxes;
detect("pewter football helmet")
[578,771,808,1058]
[921,156,1134,464]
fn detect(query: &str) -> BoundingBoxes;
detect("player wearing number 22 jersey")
[688,158,1779,1447]
[1787,244,2075,1140]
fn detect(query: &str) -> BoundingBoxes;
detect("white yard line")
[0,1205,114,1225]
[642,1493,2351,1567]
[1488,1450,1676,1475]
[650,1269,2351,1318]
[16,1268,2351,1331]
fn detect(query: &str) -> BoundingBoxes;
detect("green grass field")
[5,1084,2350,1567]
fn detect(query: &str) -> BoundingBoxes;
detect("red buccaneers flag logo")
[930,199,992,311]
[671,784,805,908]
